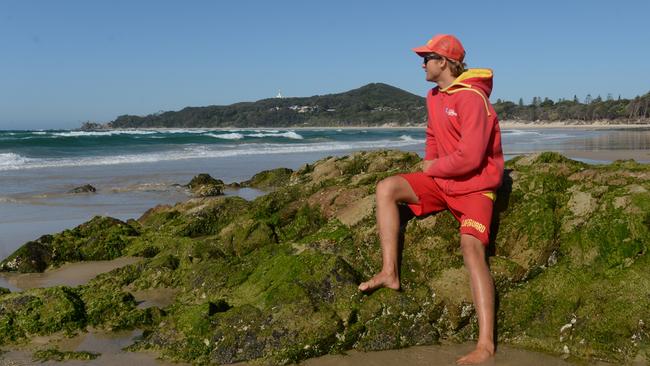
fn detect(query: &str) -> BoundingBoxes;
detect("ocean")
[1,127,649,259]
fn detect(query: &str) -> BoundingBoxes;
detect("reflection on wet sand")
[0,329,188,366]
[559,129,650,162]
[296,342,614,366]
[562,149,650,163]
[0,257,142,292]
[569,129,650,151]
[131,288,179,309]
[0,257,186,366]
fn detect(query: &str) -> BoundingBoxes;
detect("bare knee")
[460,234,486,261]
[376,176,402,202]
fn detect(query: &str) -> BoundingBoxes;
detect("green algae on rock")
[33,348,99,362]
[241,167,293,189]
[187,173,225,197]
[0,150,648,365]
[0,217,139,273]
[0,286,85,343]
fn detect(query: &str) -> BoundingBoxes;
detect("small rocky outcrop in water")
[68,184,97,194]
[0,150,648,365]
[186,174,225,197]
[240,167,294,189]
[0,216,139,272]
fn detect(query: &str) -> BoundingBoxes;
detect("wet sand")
[562,149,650,163]
[299,344,567,366]
[0,329,188,366]
[223,342,615,366]
[0,258,185,366]
[0,257,141,292]
[131,287,180,309]
[500,121,650,129]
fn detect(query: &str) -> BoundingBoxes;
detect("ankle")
[379,269,398,278]
[476,342,495,354]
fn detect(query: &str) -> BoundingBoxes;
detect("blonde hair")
[446,57,467,77]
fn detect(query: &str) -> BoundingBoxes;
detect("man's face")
[422,54,445,82]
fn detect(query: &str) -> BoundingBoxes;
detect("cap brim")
[412,46,432,57]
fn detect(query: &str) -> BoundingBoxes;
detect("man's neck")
[435,74,457,90]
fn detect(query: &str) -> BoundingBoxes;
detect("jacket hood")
[440,68,493,97]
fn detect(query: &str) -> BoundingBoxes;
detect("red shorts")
[399,172,495,245]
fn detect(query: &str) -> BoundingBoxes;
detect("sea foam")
[0,137,422,171]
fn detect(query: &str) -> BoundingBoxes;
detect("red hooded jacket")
[424,68,504,196]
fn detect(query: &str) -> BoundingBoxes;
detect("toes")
[358,278,378,292]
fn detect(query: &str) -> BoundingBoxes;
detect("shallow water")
[299,343,567,365]
[0,329,189,366]
[0,257,141,291]
[131,287,179,309]
[224,342,616,366]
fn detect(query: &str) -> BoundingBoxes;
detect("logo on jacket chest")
[444,107,458,117]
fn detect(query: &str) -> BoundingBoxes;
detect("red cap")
[413,34,465,62]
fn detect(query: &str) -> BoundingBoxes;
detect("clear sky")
[1,0,649,129]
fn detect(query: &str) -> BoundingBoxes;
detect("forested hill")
[89,84,650,129]
[104,83,427,129]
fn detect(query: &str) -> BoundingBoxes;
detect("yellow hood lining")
[446,87,492,116]
[440,68,493,116]
[440,68,493,93]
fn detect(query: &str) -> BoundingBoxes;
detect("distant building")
[276,90,283,98]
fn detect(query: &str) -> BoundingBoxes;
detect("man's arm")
[422,158,436,172]
[426,92,492,178]
[423,92,438,172]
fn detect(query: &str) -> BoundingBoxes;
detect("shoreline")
[4,122,650,133]
[100,122,650,131]
[499,121,650,130]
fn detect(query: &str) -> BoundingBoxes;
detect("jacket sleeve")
[426,91,491,177]
[424,93,438,160]
[424,127,438,160]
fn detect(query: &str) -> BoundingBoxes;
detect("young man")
[358,34,504,365]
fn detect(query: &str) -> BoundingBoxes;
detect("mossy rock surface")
[0,150,649,364]
[187,173,225,197]
[33,349,99,362]
[241,167,293,188]
[0,216,139,273]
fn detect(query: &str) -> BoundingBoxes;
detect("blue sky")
[1,0,649,129]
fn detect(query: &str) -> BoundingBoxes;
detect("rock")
[0,216,139,272]
[186,174,224,197]
[33,349,100,362]
[335,194,375,227]
[0,287,86,343]
[68,184,96,194]
[0,235,54,272]
[240,168,293,188]
[0,150,648,365]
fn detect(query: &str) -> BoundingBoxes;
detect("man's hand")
[422,159,436,173]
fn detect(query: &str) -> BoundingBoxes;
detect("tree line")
[493,92,650,122]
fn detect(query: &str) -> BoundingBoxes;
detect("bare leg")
[456,234,495,365]
[358,176,419,292]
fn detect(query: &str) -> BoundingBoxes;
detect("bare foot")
[358,271,400,292]
[456,344,494,365]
